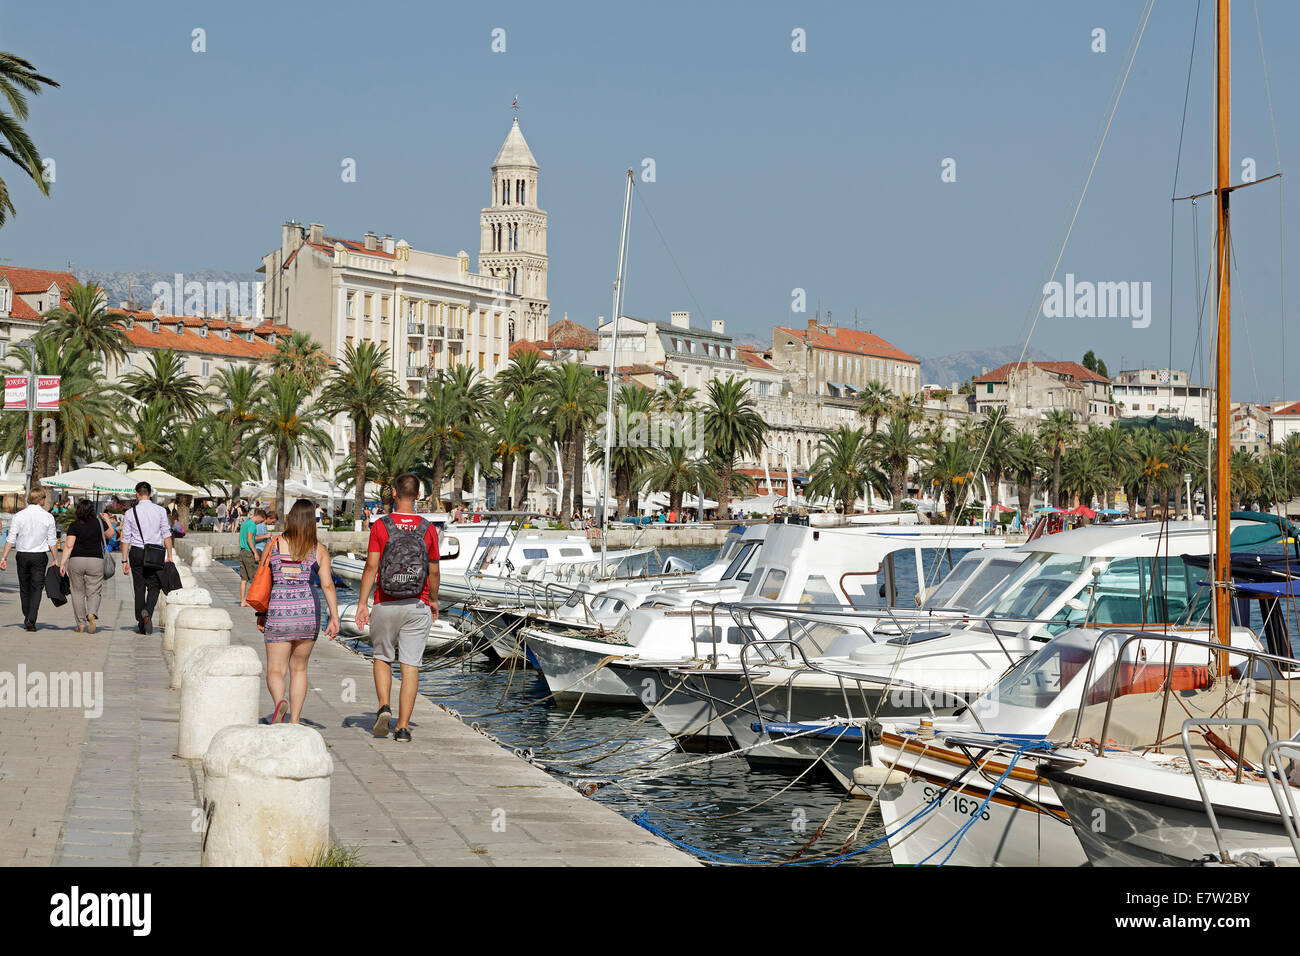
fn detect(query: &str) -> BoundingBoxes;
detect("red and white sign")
[4,376,26,410]
[35,376,59,410]
[25,428,32,450]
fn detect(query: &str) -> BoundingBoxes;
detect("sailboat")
[850,0,1300,867]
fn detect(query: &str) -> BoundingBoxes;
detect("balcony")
[406,321,426,336]
[405,363,428,380]
[431,324,445,338]
[449,327,465,341]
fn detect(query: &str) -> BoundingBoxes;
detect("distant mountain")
[920,345,1055,390]
[78,269,259,315]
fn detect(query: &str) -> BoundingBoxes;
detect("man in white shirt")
[0,488,59,631]
[121,481,173,634]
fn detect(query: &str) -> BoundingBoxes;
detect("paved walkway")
[0,558,694,866]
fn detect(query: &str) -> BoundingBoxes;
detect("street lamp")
[1184,472,1193,521]
[12,339,38,497]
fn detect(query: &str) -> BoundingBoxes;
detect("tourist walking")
[0,489,58,631]
[236,506,268,606]
[354,474,439,743]
[215,499,229,533]
[121,481,174,635]
[260,499,339,724]
[59,498,114,634]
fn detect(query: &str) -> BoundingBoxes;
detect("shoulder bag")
[99,515,115,579]
[245,534,280,613]
[131,503,167,569]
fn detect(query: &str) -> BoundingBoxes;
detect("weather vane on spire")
[512,94,518,118]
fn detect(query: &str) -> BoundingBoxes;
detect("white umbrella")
[41,461,123,493]
[682,493,718,509]
[734,495,779,515]
[0,474,26,494]
[92,461,200,496]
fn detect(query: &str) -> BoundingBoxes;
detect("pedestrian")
[216,499,229,533]
[237,506,268,606]
[0,488,58,630]
[354,473,439,744]
[170,508,187,538]
[59,497,114,634]
[121,481,174,635]
[260,498,340,724]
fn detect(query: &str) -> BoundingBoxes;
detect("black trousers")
[128,546,162,624]
[16,551,47,626]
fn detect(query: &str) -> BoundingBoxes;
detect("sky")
[3,0,1298,400]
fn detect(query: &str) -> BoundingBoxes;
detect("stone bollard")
[170,606,233,689]
[161,588,212,670]
[201,724,333,866]
[190,546,213,570]
[178,567,197,590]
[178,645,262,759]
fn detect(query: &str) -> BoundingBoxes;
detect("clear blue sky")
[3,0,1298,400]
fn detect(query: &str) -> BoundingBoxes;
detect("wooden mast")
[1213,0,1232,660]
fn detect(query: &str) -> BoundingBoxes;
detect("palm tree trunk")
[568,426,584,516]
[1052,450,1062,508]
[430,450,445,511]
[451,450,466,508]
[501,454,514,510]
[1017,480,1031,518]
[353,419,368,530]
[177,493,192,531]
[891,468,905,510]
[276,442,288,528]
[718,460,733,518]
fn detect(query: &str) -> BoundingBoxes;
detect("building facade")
[1112,368,1213,432]
[973,360,1114,425]
[1229,402,1273,454]
[770,320,921,400]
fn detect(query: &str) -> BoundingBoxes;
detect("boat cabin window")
[922,554,1025,611]
[795,621,857,656]
[693,625,750,646]
[722,542,761,582]
[1045,555,1211,634]
[560,547,584,557]
[982,553,1089,620]
[758,568,787,600]
[798,574,839,607]
[562,592,583,608]
[982,642,1093,710]
[522,548,549,560]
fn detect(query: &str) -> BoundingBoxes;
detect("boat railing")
[733,637,987,734]
[1069,629,1300,770]
[1178,717,1300,864]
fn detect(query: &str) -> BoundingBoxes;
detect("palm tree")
[922,437,974,520]
[871,416,922,509]
[122,348,205,419]
[442,364,491,507]
[117,398,173,470]
[700,376,767,516]
[587,383,656,519]
[805,425,887,514]
[511,382,555,512]
[254,371,331,524]
[976,408,1016,515]
[318,341,404,526]
[637,440,721,516]
[856,380,895,435]
[1038,409,1077,507]
[1133,427,1172,518]
[336,421,422,507]
[0,53,59,227]
[494,349,548,401]
[1087,422,1135,511]
[269,329,330,392]
[40,280,128,362]
[489,396,550,510]
[411,378,455,508]
[545,362,604,516]
[655,380,698,417]
[1008,429,1042,519]
[210,365,266,471]
[164,415,238,529]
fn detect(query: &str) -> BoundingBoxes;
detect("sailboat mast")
[1213,0,1232,657]
[600,168,635,577]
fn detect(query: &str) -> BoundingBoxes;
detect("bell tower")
[479,112,549,342]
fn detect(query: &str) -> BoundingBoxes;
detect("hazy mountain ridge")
[77,269,259,313]
[920,345,1056,389]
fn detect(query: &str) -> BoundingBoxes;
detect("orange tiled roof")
[775,325,918,364]
[0,265,77,295]
[974,360,1110,385]
[547,319,597,349]
[105,309,277,360]
[737,346,776,371]
[613,364,675,380]
[1274,401,1300,417]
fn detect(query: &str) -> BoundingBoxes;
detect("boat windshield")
[979,639,1093,711]
[975,552,1090,620]
[922,553,1025,611]
[722,542,763,582]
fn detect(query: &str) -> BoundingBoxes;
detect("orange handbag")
[245,535,279,613]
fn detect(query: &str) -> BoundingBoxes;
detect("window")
[986,383,994,393]
[522,548,549,559]
[0,287,10,312]
[201,360,211,378]
[559,547,584,557]
[799,574,839,606]
[758,568,787,600]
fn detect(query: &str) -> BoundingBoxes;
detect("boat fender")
[852,765,910,788]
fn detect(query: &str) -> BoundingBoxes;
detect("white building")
[1112,368,1213,432]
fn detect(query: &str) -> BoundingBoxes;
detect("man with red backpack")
[355,474,439,743]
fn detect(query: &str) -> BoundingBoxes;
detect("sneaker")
[372,705,392,738]
[394,727,411,743]
[86,614,96,634]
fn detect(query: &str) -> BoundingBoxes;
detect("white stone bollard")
[170,606,233,689]
[201,724,333,867]
[161,588,212,672]
[190,546,213,570]
[178,645,262,759]
[177,567,198,589]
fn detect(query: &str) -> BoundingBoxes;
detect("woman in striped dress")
[264,499,340,723]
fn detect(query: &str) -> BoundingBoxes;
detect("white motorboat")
[524,523,1004,715]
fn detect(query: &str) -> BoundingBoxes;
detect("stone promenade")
[0,557,694,867]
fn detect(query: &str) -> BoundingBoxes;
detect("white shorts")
[369,599,430,668]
